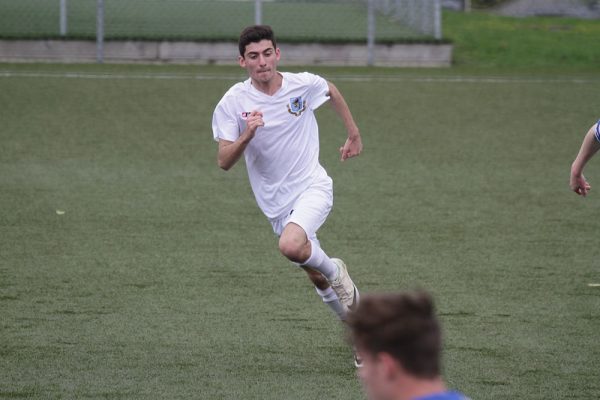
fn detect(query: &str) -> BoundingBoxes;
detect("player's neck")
[395,376,447,400]
[250,72,283,96]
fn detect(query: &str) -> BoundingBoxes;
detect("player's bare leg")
[301,265,362,367]
[278,223,312,263]
[302,266,329,290]
[302,266,348,321]
[279,222,358,311]
[279,224,361,366]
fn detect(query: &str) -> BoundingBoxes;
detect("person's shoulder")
[221,80,248,101]
[214,81,247,115]
[283,71,324,86]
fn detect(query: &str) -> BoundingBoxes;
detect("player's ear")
[275,47,281,61]
[239,55,246,68]
[379,352,401,380]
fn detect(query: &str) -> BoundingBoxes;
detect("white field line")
[0,71,245,81]
[1,70,600,84]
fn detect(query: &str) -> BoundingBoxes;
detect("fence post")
[434,0,441,39]
[60,0,67,36]
[96,0,104,63]
[367,0,375,66]
[255,0,262,25]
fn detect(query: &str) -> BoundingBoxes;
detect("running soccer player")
[570,120,600,196]
[347,291,470,400]
[212,25,363,351]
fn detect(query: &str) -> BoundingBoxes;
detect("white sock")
[301,239,338,281]
[315,286,347,321]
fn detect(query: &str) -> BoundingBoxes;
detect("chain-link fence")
[0,0,442,42]
[374,0,442,39]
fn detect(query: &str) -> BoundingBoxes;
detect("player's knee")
[278,236,306,262]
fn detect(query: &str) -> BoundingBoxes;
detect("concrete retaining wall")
[0,40,452,67]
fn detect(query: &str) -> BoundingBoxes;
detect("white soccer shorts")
[269,178,333,241]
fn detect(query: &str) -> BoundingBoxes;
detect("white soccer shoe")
[329,258,359,312]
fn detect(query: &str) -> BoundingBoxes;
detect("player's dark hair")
[347,291,442,379]
[239,25,277,57]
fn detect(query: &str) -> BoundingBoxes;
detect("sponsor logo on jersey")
[287,96,307,117]
[241,111,252,119]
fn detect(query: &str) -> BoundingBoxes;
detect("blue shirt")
[414,391,469,400]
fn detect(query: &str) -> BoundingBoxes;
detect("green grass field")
[1,62,600,399]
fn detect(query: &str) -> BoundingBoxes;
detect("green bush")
[472,0,510,9]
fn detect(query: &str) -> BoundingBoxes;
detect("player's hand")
[243,110,264,141]
[339,134,363,161]
[570,171,591,196]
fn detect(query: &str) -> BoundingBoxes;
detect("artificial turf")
[1,63,600,399]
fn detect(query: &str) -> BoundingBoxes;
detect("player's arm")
[570,122,600,196]
[327,81,363,161]
[217,111,264,171]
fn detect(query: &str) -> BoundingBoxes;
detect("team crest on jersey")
[287,96,307,117]
[241,111,252,120]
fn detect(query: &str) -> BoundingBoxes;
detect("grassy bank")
[444,10,600,69]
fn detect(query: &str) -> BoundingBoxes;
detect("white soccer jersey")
[212,72,332,220]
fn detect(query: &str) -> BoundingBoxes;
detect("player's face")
[239,39,280,84]
[357,351,395,400]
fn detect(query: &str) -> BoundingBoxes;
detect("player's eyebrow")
[246,47,274,57]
